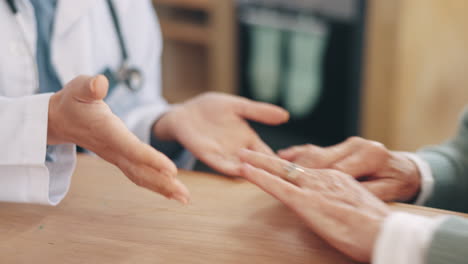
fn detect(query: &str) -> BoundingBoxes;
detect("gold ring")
[283,163,305,181]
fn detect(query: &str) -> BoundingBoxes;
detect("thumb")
[68,75,109,102]
[332,155,372,178]
[237,99,289,125]
[277,145,309,161]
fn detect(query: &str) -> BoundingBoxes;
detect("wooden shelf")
[162,43,209,103]
[154,0,238,102]
[159,18,210,46]
[153,0,211,11]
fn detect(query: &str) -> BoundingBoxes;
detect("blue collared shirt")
[30,0,186,165]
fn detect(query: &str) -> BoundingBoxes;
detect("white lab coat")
[0,0,171,205]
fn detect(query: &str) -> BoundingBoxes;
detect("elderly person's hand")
[277,137,422,202]
[48,75,189,204]
[153,92,289,176]
[239,149,390,262]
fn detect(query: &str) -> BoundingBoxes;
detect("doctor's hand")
[278,137,422,202]
[153,92,289,176]
[47,75,189,204]
[239,149,390,263]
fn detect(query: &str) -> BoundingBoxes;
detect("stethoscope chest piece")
[117,62,143,92]
[7,0,144,93]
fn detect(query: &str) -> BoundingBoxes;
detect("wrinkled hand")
[47,75,189,203]
[239,149,390,262]
[278,137,422,202]
[154,92,289,176]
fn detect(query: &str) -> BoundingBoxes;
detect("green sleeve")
[417,109,468,213]
[428,216,468,264]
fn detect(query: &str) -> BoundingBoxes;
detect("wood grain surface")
[1,155,466,263]
[362,0,468,150]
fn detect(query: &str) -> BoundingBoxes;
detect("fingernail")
[239,148,253,154]
[170,193,189,205]
[277,150,291,157]
[90,76,97,89]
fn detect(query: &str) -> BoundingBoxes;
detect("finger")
[199,152,242,177]
[149,174,190,205]
[69,75,109,102]
[331,143,387,178]
[140,143,178,177]
[123,159,190,204]
[239,149,307,186]
[240,163,301,206]
[361,181,396,202]
[331,154,372,178]
[240,148,291,176]
[250,140,275,155]
[237,99,289,125]
[168,178,191,204]
[139,166,190,204]
[112,142,191,204]
[90,74,109,100]
[323,137,366,164]
[277,145,304,160]
[277,144,324,165]
[111,135,175,176]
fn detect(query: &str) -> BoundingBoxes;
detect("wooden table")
[1,155,467,263]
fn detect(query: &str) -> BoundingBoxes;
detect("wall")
[362,0,468,150]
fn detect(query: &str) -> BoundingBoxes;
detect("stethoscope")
[5,0,144,93]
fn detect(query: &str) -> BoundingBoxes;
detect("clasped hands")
[49,75,423,263]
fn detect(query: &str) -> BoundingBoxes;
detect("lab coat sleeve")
[106,0,195,169]
[0,93,75,205]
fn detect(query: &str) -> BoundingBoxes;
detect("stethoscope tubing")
[5,0,143,93]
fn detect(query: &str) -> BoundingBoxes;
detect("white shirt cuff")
[372,212,447,264]
[44,144,76,205]
[399,152,435,205]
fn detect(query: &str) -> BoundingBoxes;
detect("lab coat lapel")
[51,0,133,85]
[54,0,96,37]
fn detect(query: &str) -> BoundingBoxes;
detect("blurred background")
[153,0,468,154]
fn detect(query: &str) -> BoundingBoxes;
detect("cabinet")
[153,0,237,103]
[237,0,366,149]
[151,0,468,151]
